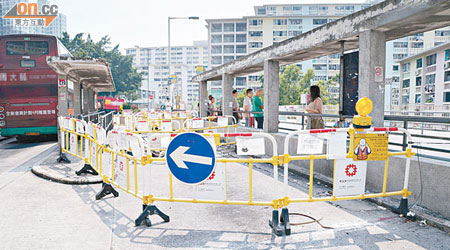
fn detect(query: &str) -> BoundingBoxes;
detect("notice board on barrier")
[333,159,367,196]
[353,133,388,161]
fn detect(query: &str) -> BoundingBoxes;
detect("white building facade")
[396,42,450,112]
[125,41,208,108]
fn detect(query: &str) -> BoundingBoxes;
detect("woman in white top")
[305,85,324,129]
[209,96,218,116]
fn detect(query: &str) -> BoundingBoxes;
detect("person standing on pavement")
[209,96,218,116]
[253,88,264,129]
[232,89,242,124]
[243,89,253,127]
[305,85,324,129]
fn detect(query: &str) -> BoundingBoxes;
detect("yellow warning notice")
[353,133,388,161]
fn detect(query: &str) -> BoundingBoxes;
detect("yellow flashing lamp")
[353,97,373,128]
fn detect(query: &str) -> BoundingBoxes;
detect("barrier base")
[269,208,291,236]
[76,164,98,176]
[393,198,416,221]
[95,183,119,200]
[135,204,170,227]
[56,152,71,163]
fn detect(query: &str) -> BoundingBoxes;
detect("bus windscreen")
[6,41,49,55]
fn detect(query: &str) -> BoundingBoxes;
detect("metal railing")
[79,111,105,124]
[79,111,115,131]
[233,110,450,161]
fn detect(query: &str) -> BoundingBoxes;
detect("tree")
[279,65,302,105]
[59,32,143,102]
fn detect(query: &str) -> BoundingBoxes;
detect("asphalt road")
[0,138,449,250]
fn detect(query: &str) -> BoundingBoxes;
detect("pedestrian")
[207,95,213,116]
[333,114,349,128]
[253,88,264,129]
[232,89,242,124]
[243,89,253,127]
[209,96,218,116]
[305,85,324,129]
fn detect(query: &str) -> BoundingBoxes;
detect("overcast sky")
[51,0,369,52]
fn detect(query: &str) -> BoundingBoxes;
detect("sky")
[51,0,370,52]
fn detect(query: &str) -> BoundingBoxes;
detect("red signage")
[149,95,153,100]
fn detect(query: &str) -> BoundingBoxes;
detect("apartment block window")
[236,34,247,43]
[393,42,408,48]
[415,94,421,103]
[283,6,293,11]
[426,74,436,84]
[445,49,450,61]
[223,56,234,63]
[393,65,399,71]
[248,19,263,26]
[416,76,422,86]
[289,19,302,25]
[211,23,222,32]
[235,77,246,86]
[392,76,400,82]
[211,35,222,43]
[248,75,259,81]
[223,45,234,53]
[224,23,234,32]
[288,31,302,36]
[211,56,222,65]
[309,6,318,14]
[416,58,423,68]
[211,45,222,54]
[313,19,327,25]
[249,31,263,37]
[236,23,247,32]
[329,64,339,70]
[411,42,424,48]
[273,19,287,25]
[402,79,410,88]
[249,42,263,48]
[402,62,410,72]
[393,53,407,60]
[426,53,437,66]
[293,6,302,12]
[236,45,246,54]
[273,31,287,37]
[313,64,327,70]
[435,30,450,36]
[223,34,234,43]
[444,92,450,102]
[267,6,276,14]
[256,7,266,15]
[445,71,450,82]
[319,6,328,11]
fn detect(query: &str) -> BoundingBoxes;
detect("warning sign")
[353,133,388,161]
[374,66,383,82]
[333,159,367,196]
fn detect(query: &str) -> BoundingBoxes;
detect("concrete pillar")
[57,75,68,117]
[82,87,89,114]
[222,73,233,116]
[263,59,280,133]
[73,82,81,116]
[88,90,95,112]
[358,30,386,127]
[199,80,208,117]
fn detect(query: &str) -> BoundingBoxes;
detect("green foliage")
[237,88,247,107]
[59,32,143,102]
[279,65,315,105]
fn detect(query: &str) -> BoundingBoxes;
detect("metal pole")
[168,17,172,109]
[339,41,345,116]
[402,121,408,151]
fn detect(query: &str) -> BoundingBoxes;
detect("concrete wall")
[235,126,450,219]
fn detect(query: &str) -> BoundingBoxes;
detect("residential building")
[396,42,450,112]
[206,3,372,99]
[387,27,450,108]
[125,41,208,107]
[0,0,67,37]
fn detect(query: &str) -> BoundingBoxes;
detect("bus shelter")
[46,56,116,117]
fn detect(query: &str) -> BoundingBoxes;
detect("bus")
[0,34,71,139]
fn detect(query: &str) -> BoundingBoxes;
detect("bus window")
[6,41,49,55]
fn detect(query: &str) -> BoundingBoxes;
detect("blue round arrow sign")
[166,133,216,185]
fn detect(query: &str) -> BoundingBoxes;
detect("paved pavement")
[0,140,449,249]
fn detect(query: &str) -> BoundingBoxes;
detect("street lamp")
[168,16,199,110]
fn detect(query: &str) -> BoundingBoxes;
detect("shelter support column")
[358,30,386,127]
[263,59,279,133]
[199,80,208,117]
[73,82,82,117]
[222,73,233,116]
[88,90,95,112]
[82,87,89,114]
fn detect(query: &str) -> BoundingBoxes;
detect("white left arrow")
[169,146,213,169]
